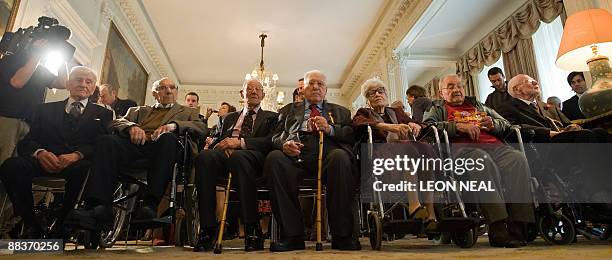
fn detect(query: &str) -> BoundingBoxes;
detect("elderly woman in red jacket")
[352,78,437,227]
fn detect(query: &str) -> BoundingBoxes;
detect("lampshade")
[556,9,612,71]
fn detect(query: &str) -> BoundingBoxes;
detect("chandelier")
[244,33,281,111]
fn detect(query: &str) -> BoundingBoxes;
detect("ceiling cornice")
[339,0,432,101]
[108,0,178,82]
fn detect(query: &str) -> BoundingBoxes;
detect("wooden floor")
[3,236,612,259]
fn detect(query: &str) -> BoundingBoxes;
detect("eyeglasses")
[441,84,464,91]
[366,87,386,97]
[156,84,177,91]
[307,80,326,87]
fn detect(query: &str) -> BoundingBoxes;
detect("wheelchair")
[362,125,480,250]
[508,126,612,244]
[69,130,201,249]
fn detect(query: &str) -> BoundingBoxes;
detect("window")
[477,58,505,102]
[532,17,574,102]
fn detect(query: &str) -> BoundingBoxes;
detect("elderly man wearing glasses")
[66,77,207,232]
[423,74,534,248]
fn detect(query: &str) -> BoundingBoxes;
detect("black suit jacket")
[18,99,114,159]
[210,108,278,153]
[561,95,585,121]
[112,98,138,118]
[496,98,570,142]
[272,101,354,152]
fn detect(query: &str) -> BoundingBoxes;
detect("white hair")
[69,66,97,83]
[439,74,461,89]
[151,77,176,91]
[304,70,327,84]
[360,77,387,98]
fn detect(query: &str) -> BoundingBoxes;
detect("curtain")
[532,17,574,101]
[502,38,539,81]
[456,0,565,82]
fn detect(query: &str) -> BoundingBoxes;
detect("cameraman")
[0,39,68,164]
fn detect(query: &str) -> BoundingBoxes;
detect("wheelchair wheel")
[538,213,575,245]
[368,212,382,250]
[599,224,611,240]
[185,187,200,247]
[432,232,451,245]
[451,228,477,248]
[99,184,130,248]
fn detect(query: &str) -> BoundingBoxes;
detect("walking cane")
[214,149,234,254]
[315,112,334,251]
[315,130,324,251]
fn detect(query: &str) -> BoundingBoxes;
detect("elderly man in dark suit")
[192,79,277,252]
[0,66,113,238]
[264,70,360,252]
[561,72,587,121]
[66,77,207,231]
[497,74,610,203]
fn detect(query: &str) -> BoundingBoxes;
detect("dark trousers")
[0,156,90,225]
[84,134,178,205]
[264,135,356,239]
[195,149,265,228]
[456,145,535,224]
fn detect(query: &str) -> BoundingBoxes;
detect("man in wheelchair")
[0,66,113,238]
[497,74,611,209]
[423,74,535,248]
[66,77,207,232]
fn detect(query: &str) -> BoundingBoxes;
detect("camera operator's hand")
[9,39,49,89]
[129,126,147,145]
[58,152,82,169]
[36,150,62,173]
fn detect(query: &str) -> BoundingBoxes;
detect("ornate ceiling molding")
[108,0,178,82]
[340,0,432,102]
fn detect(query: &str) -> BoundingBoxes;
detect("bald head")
[508,74,540,100]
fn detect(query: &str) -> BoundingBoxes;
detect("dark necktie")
[308,104,321,132]
[529,102,540,115]
[69,102,83,118]
[240,110,256,138]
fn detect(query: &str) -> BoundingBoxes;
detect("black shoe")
[507,221,528,246]
[193,228,215,252]
[244,223,264,252]
[269,237,305,252]
[65,205,113,231]
[331,237,361,250]
[21,224,45,239]
[488,221,522,248]
[133,204,157,222]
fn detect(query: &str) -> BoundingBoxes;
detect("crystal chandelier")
[245,33,280,111]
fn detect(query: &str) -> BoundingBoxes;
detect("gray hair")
[439,74,461,90]
[547,96,561,105]
[69,66,97,83]
[304,70,327,84]
[151,77,177,91]
[507,74,528,98]
[242,78,263,91]
[360,77,387,98]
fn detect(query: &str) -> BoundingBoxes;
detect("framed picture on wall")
[0,0,20,35]
[100,22,149,105]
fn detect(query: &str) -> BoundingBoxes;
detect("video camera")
[0,16,75,61]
